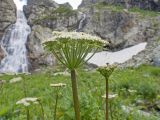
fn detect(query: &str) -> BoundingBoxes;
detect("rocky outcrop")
[22,0,160,68]
[27,25,55,70]
[78,4,159,50]
[0,0,16,40]
[0,0,16,61]
[24,1,83,69]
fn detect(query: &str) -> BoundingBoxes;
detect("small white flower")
[16,97,38,106]
[102,94,118,99]
[10,77,22,83]
[128,89,137,93]
[50,83,66,87]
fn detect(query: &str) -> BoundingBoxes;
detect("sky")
[54,0,82,9]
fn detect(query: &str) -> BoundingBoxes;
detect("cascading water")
[76,13,86,32]
[0,0,31,73]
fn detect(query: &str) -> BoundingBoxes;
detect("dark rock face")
[79,6,158,50]
[0,0,16,40]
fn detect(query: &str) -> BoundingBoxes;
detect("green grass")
[33,6,77,24]
[94,2,160,18]
[0,65,160,119]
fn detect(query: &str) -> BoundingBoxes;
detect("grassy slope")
[0,65,160,120]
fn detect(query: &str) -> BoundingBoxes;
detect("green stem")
[54,89,59,120]
[106,78,108,120]
[26,107,30,120]
[71,69,80,120]
[39,100,45,120]
[22,77,27,97]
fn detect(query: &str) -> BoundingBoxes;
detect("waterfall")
[0,0,31,73]
[76,13,86,32]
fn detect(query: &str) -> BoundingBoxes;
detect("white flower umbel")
[16,97,38,106]
[50,83,66,87]
[43,31,108,45]
[10,77,22,83]
[102,94,118,99]
[128,89,137,93]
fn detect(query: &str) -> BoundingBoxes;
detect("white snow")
[87,42,147,66]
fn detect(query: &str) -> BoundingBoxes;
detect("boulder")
[27,25,56,70]
[152,45,160,66]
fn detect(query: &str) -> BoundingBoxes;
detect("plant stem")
[26,107,30,120]
[39,100,45,120]
[71,69,80,120]
[54,89,59,120]
[106,78,108,120]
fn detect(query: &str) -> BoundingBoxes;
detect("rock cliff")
[1,0,160,70]
[23,0,82,69]
[0,0,16,60]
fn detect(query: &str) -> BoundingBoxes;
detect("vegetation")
[97,65,116,120]
[94,2,160,18]
[33,6,77,25]
[0,65,160,119]
[43,31,106,120]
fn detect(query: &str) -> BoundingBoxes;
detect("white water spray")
[0,0,31,73]
[76,13,86,32]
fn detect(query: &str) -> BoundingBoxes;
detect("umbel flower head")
[16,97,38,107]
[43,31,108,44]
[102,94,118,99]
[50,83,66,87]
[43,31,108,70]
[97,64,116,79]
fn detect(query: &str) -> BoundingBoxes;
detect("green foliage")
[93,2,160,18]
[129,7,160,17]
[33,6,77,24]
[54,5,76,16]
[111,65,160,100]
[0,65,160,119]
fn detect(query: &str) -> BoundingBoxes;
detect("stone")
[27,25,56,70]
[152,45,160,66]
[0,0,16,40]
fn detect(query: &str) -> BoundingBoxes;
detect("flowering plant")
[43,31,108,120]
[43,31,108,70]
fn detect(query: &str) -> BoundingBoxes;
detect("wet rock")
[27,25,55,70]
[0,0,16,40]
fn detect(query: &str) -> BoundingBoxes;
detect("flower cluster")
[10,77,22,83]
[16,97,39,106]
[97,64,117,79]
[102,94,118,99]
[44,31,108,44]
[50,83,66,87]
[43,31,108,51]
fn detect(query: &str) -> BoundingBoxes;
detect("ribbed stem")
[54,91,59,120]
[106,78,108,120]
[71,69,80,120]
